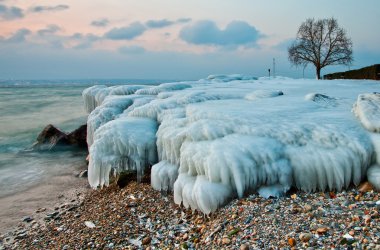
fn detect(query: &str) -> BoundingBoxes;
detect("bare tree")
[288,18,353,79]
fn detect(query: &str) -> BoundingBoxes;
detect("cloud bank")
[29,5,69,13]
[37,25,61,36]
[145,19,174,29]
[1,28,30,43]
[0,4,23,20]
[91,18,109,27]
[180,20,261,47]
[104,22,146,40]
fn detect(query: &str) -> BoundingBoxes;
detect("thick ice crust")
[83,76,380,214]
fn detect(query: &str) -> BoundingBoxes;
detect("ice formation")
[353,93,380,132]
[88,117,158,187]
[368,165,380,190]
[82,85,147,114]
[304,93,338,107]
[83,75,380,214]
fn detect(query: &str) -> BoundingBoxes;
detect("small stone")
[288,237,296,247]
[15,233,27,240]
[108,243,114,248]
[228,228,240,236]
[316,227,329,234]
[299,233,312,242]
[304,204,313,212]
[142,236,151,245]
[62,245,69,250]
[84,221,96,228]
[358,182,373,193]
[222,237,231,245]
[22,217,33,223]
[342,233,355,243]
[182,233,188,241]
[36,207,46,213]
[364,215,371,224]
[240,243,250,250]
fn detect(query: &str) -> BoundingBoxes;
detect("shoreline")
[3,180,380,249]
[0,160,88,236]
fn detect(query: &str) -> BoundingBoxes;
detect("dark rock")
[22,217,33,223]
[32,124,69,150]
[30,124,87,151]
[67,124,87,149]
[14,233,27,240]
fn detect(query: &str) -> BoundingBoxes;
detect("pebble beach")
[2,179,380,249]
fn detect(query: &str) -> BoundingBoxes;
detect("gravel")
[1,181,380,249]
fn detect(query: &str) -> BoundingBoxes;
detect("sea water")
[0,79,160,198]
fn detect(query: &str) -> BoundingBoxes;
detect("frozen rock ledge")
[83,75,380,214]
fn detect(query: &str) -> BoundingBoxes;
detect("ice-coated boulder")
[88,117,158,187]
[353,93,380,132]
[83,76,380,214]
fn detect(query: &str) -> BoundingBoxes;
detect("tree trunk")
[316,66,321,80]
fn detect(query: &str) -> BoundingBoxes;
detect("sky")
[0,0,379,80]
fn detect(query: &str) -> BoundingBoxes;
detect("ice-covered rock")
[245,90,283,101]
[368,165,380,190]
[87,95,154,146]
[82,85,147,113]
[258,184,288,198]
[82,85,107,113]
[305,93,337,107]
[151,161,178,192]
[135,82,192,95]
[83,76,380,214]
[206,74,257,82]
[353,93,380,132]
[88,117,158,187]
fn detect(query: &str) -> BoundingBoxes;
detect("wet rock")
[67,124,87,149]
[22,217,33,223]
[30,124,87,151]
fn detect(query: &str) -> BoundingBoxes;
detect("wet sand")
[0,164,88,235]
